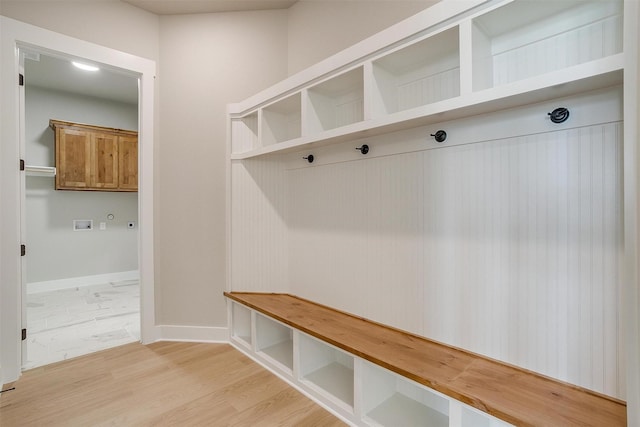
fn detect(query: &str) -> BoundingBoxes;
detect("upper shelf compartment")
[371,27,460,118]
[262,93,302,146]
[230,111,258,155]
[305,66,364,134]
[472,0,623,91]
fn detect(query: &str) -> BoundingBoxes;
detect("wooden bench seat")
[224,292,626,426]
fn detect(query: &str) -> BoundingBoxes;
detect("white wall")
[230,87,626,398]
[24,85,138,284]
[0,1,159,61]
[1,0,456,331]
[287,0,438,74]
[158,11,288,326]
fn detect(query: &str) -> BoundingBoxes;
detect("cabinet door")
[56,128,91,190]
[118,135,138,191]
[91,132,119,189]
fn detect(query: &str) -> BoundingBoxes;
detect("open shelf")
[231,111,258,155]
[230,302,252,348]
[462,405,510,427]
[261,93,301,146]
[255,313,293,372]
[472,0,623,91]
[299,333,354,410]
[228,0,624,161]
[362,362,449,427]
[371,26,460,117]
[305,66,364,134]
[230,63,622,160]
[25,165,56,177]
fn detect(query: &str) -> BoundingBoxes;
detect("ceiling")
[24,52,139,105]
[122,0,299,15]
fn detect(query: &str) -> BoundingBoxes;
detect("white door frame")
[0,16,157,384]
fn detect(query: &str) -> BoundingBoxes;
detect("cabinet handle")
[303,155,314,163]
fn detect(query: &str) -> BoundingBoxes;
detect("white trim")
[623,0,640,423]
[0,16,156,384]
[156,325,229,343]
[27,270,139,294]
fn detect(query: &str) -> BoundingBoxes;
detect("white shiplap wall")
[230,87,624,398]
[230,157,288,292]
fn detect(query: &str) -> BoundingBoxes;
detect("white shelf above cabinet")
[25,165,56,177]
[230,55,622,160]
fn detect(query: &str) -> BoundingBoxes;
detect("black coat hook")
[548,107,569,124]
[430,130,447,143]
[303,154,314,163]
[355,144,369,155]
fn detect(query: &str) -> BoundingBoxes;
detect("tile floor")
[24,279,140,370]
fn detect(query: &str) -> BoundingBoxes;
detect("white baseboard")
[27,270,139,294]
[156,325,228,343]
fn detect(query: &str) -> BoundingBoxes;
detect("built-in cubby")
[362,362,449,427]
[471,0,623,91]
[255,313,293,372]
[371,27,460,117]
[460,405,509,427]
[230,302,252,348]
[305,67,364,134]
[299,333,354,411]
[261,93,301,146]
[230,112,258,155]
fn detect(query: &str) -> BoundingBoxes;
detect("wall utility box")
[73,219,93,231]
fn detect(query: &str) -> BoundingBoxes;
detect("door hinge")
[20,159,25,171]
[20,244,26,257]
[18,73,24,86]
[22,328,27,341]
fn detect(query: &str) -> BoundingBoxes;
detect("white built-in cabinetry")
[228,301,511,427]
[229,0,623,159]
[227,0,635,424]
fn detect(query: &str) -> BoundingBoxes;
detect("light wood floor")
[0,342,346,426]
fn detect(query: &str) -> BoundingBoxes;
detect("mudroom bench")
[224,292,626,427]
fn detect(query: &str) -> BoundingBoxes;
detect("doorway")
[0,16,156,384]
[21,51,141,369]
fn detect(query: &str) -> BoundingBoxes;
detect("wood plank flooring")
[0,342,346,427]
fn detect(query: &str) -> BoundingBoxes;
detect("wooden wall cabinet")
[50,120,138,192]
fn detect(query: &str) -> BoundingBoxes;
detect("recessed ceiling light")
[72,61,99,72]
